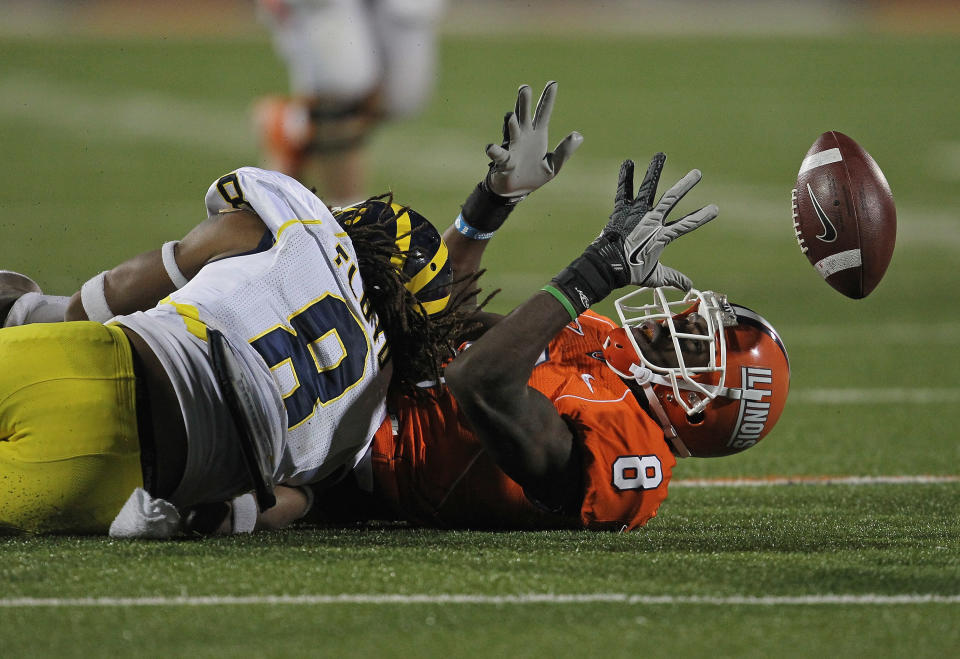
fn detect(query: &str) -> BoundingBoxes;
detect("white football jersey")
[119,168,388,504]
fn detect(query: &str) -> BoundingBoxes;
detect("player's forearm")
[443,181,518,309]
[446,291,570,396]
[65,249,178,321]
[65,210,269,322]
[446,290,580,508]
[442,224,487,307]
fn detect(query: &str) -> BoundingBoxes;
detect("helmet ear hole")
[686,411,706,426]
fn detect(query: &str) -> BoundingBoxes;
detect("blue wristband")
[454,213,497,241]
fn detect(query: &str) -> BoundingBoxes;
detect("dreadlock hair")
[336,193,496,395]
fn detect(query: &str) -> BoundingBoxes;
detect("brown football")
[791,131,896,298]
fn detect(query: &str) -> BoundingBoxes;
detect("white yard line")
[673,475,960,488]
[1,593,957,608]
[789,388,960,404]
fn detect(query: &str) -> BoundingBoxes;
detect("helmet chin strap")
[606,361,693,457]
[627,362,655,385]
[639,382,692,459]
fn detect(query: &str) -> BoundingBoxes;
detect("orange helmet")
[602,287,790,458]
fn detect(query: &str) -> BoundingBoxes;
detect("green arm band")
[541,284,578,321]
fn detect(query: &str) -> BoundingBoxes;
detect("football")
[791,131,896,299]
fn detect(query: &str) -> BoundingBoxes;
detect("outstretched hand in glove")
[484,81,583,200]
[458,81,583,238]
[546,153,718,318]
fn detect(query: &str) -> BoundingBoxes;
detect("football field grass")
[1,23,959,658]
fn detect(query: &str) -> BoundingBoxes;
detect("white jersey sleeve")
[204,167,335,232]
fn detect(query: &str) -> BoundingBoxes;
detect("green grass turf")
[3,486,958,657]
[0,27,959,658]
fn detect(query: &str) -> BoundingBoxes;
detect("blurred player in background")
[254,0,446,205]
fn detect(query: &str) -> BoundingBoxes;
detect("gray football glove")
[459,82,583,235]
[606,157,719,290]
[485,81,583,200]
[549,154,718,316]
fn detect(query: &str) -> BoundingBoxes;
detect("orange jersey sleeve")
[371,311,675,531]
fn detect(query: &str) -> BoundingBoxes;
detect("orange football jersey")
[370,311,675,531]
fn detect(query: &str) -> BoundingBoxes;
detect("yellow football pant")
[0,322,143,534]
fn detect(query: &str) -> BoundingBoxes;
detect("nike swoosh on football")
[806,183,838,243]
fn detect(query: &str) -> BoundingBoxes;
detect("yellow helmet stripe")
[406,239,449,295]
[418,294,450,316]
[390,204,412,272]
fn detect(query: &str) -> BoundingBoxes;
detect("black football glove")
[549,154,718,316]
